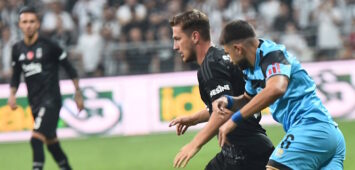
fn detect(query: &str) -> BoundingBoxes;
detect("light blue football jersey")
[243,39,334,132]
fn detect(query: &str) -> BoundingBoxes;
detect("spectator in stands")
[233,0,257,21]
[94,4,121,41]
[280,22,312,62]
[100,5,121,76]
[74,22,103,77]
[2,0,24,41]
[116,0,147,33]
[292,0,321,30]
[208,0,234,43]
[0,26,14,82]
[153,25,174,73]
[144,0,170,33]
[313,0,343,61]
[259,0,280,28]
[126,26,151,74]
[41,0,76,48]
[186,0,214,13]
[273,2,293,33]
[0,0,351,77]
[72,0,105,33]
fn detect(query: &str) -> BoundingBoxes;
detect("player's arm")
[54,44,84,111]
[8,45,22,110]
[169,108,210,136]
[218,76,288,146]
[239,76,288,120]
[60,56,84,111]
[217,51,291,146]
[173,60,237,168]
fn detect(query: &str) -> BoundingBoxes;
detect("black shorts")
[205,133,274,170]
[32,105,61,139]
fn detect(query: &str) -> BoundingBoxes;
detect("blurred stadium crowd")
[1,0,355,82]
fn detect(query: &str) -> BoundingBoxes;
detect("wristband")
[231,111,243,124]
[225,95,234,109]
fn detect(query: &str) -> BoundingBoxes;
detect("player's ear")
[232,43,242,55]
[191,31,200,44]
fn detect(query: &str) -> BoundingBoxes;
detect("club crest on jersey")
[36,48,42,59]
[27,51,34,60]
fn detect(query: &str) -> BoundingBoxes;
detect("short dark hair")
[18,6,38,18]
[169,9,210,41]
[220,20,256,45]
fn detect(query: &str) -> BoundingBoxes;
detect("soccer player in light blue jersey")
[213,20,346,170]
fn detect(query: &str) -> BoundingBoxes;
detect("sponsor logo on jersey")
[36,48,42,59]
[19,53,26,61]
[22,62,42,77]
[210,84,230,97]
[27,51,34,60]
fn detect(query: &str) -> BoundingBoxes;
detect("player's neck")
[245,39,259,67]
[196,41,212,65]
[24,33,39,46]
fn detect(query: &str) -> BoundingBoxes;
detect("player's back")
[197,46,266,143]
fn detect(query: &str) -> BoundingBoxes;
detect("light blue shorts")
[268,121,346,170]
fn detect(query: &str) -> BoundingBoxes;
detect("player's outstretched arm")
[173,108,233,168]
[218,75,289,147]
[169,109,210,136]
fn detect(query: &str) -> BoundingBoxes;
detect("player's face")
[18,13,40,38]
[172,25,196,63]
[223,43,245,65]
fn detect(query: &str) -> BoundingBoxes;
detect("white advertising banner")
[0,60,354,142]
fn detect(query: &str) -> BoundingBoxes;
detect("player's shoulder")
[11,40,25,57]
[259,39,286,56]
[199,46,233,81]
[12,40,24,49]
[203,46,232,67]
[259,39,289,65]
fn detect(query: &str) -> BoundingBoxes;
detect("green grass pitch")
[0,120,353,170]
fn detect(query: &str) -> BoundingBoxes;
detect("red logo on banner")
[27,51,34,60]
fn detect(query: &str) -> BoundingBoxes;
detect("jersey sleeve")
[59,52,78,79]
[10,45,22,89]
[260,50,291,80]
[201,60,235,102]
[50,41,79,79]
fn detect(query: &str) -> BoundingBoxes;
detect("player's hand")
[218,119,237,147]
[169,116,196,136]
[173,142,201,168]
[74,90,84,112]
[7,95,17,110]
[212,96,229,116]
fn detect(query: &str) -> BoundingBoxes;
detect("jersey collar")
[254,39,264,69]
